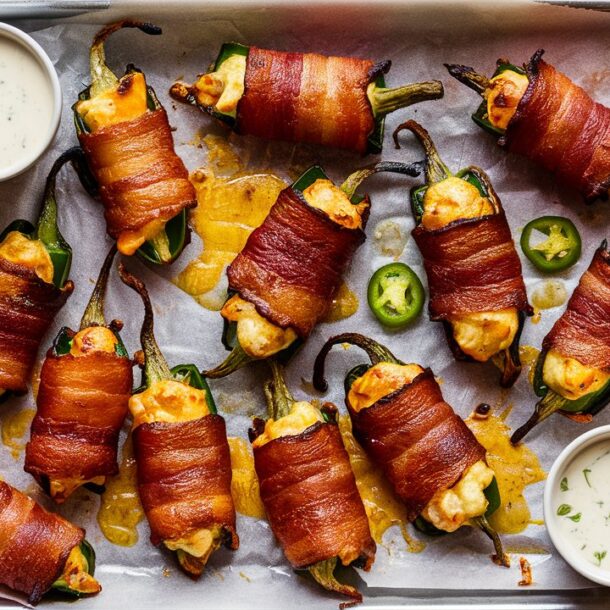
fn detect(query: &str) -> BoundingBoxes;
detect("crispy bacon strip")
[78,108,196,237]
[252,422,375,570]
[132,415,238,549]
[412,211,530,318]
[228,187,366,337]
[0,258,72,394]
[0,481,84,604]
[543,244,610,369]
[238,47,382,153]
[347,369,486,521]
[25,346,133,490]
[503,50,610,202]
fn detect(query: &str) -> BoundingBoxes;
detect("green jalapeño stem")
[89,20,161,98]
[510,391,566,445]
[339,160,422,200]
[118,263,171,386]
[443,64,490,95]
[79,244,117,330]
[471,514,510,568]
[307,557,361,605]
[313,332,402,393]
[368,80,444,118]
[263,359,295,421]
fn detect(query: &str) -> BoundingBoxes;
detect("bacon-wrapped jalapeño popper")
[73,21,196,265]
[170,43,444,154]
[512,241,610,444]
[313,333,508,566]
[204,162,419,378]
[24,246,134,503]
[250,360,375,605]
[119,264,238,577]
[0,149,85,401]
[446,50,610,203]
[395,121,532,387]
[0,481,100,603]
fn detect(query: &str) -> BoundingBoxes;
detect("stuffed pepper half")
[313,333,508,566]
[395,120,532,387]
[446,50,610,203]
[119,264,238,577]
[74,21,196,264]
[171,43,443,154]
[512,241,610,443]
[25,246,133,503]
[250,360,375,605]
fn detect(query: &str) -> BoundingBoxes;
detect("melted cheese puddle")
[228,437,266,519]
[1,408,35,460]
[466,409,546,535]
[322,281,359,323]
[97,434,144,547]
[519,345,541,386]
[339,415,425,552]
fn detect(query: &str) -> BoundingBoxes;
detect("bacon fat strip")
[25,345,134,490]
[542,243,610,369]
[347,369,486,521]
[132,415,238,549]
[412,211,531,319]
[503,50,610,202]
[238,48,383,154]
[252,421,375,570]
[0,258,72,394]
[78,108,196,238]
[0,481,84,604]
[228,186,367,338]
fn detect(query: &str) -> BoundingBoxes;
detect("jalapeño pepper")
[72,21,190,266]
[520,216,581,273]
[313,332,508,566]
[205,160,420,379]
[51,540,99,598]
[171,42,444,154]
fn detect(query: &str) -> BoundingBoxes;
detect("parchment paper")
[1,4,610,608]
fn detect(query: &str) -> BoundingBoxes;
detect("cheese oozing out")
[75,71,168,256]
[542,349,610,401]
[191,54,247,116]
[0,230,54,284]
[421,460,495,532]
[222,178,367,360]
[55,544,101,595]
[421,176,519,362]
[484,70,529,131]
[251,401,324,449]
[128,378,221,566]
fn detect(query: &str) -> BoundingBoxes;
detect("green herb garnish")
[583,468,592,488]
[594,551,607,566]
[557,504,572,516]
[569,513,582,523]
[560,477,569,492]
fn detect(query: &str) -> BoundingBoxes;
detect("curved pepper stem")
[79,244,117,330]
[443,63,490,96]
[118,263,171,386]
[203,343,253,379]
[263,359,294,420]
[510,391,565,445]
[471,515,510,568]
[369,79,444,117]
[340,160,422,200]
[89,20,161,98]
[307,557,362,607]
[393,120,451,185]
[313,332,402,392]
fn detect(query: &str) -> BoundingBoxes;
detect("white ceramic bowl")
[544,424,610,587]
[0,22,62,182]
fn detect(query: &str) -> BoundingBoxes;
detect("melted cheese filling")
[57,545,101,595]
[252,401,324,449]
[421,176,518,362]
[0,231,53,283]
[542,349,610,401]
[485,70,529,131]
[192,54,247,116]
[128,378,220,566]
[421,460,494,532]
[116,218,167,257]
[347,362,424,413]
[223,178,366,359]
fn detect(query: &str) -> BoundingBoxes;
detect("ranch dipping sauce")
[0,33,55,174]
[554,440,610,570]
